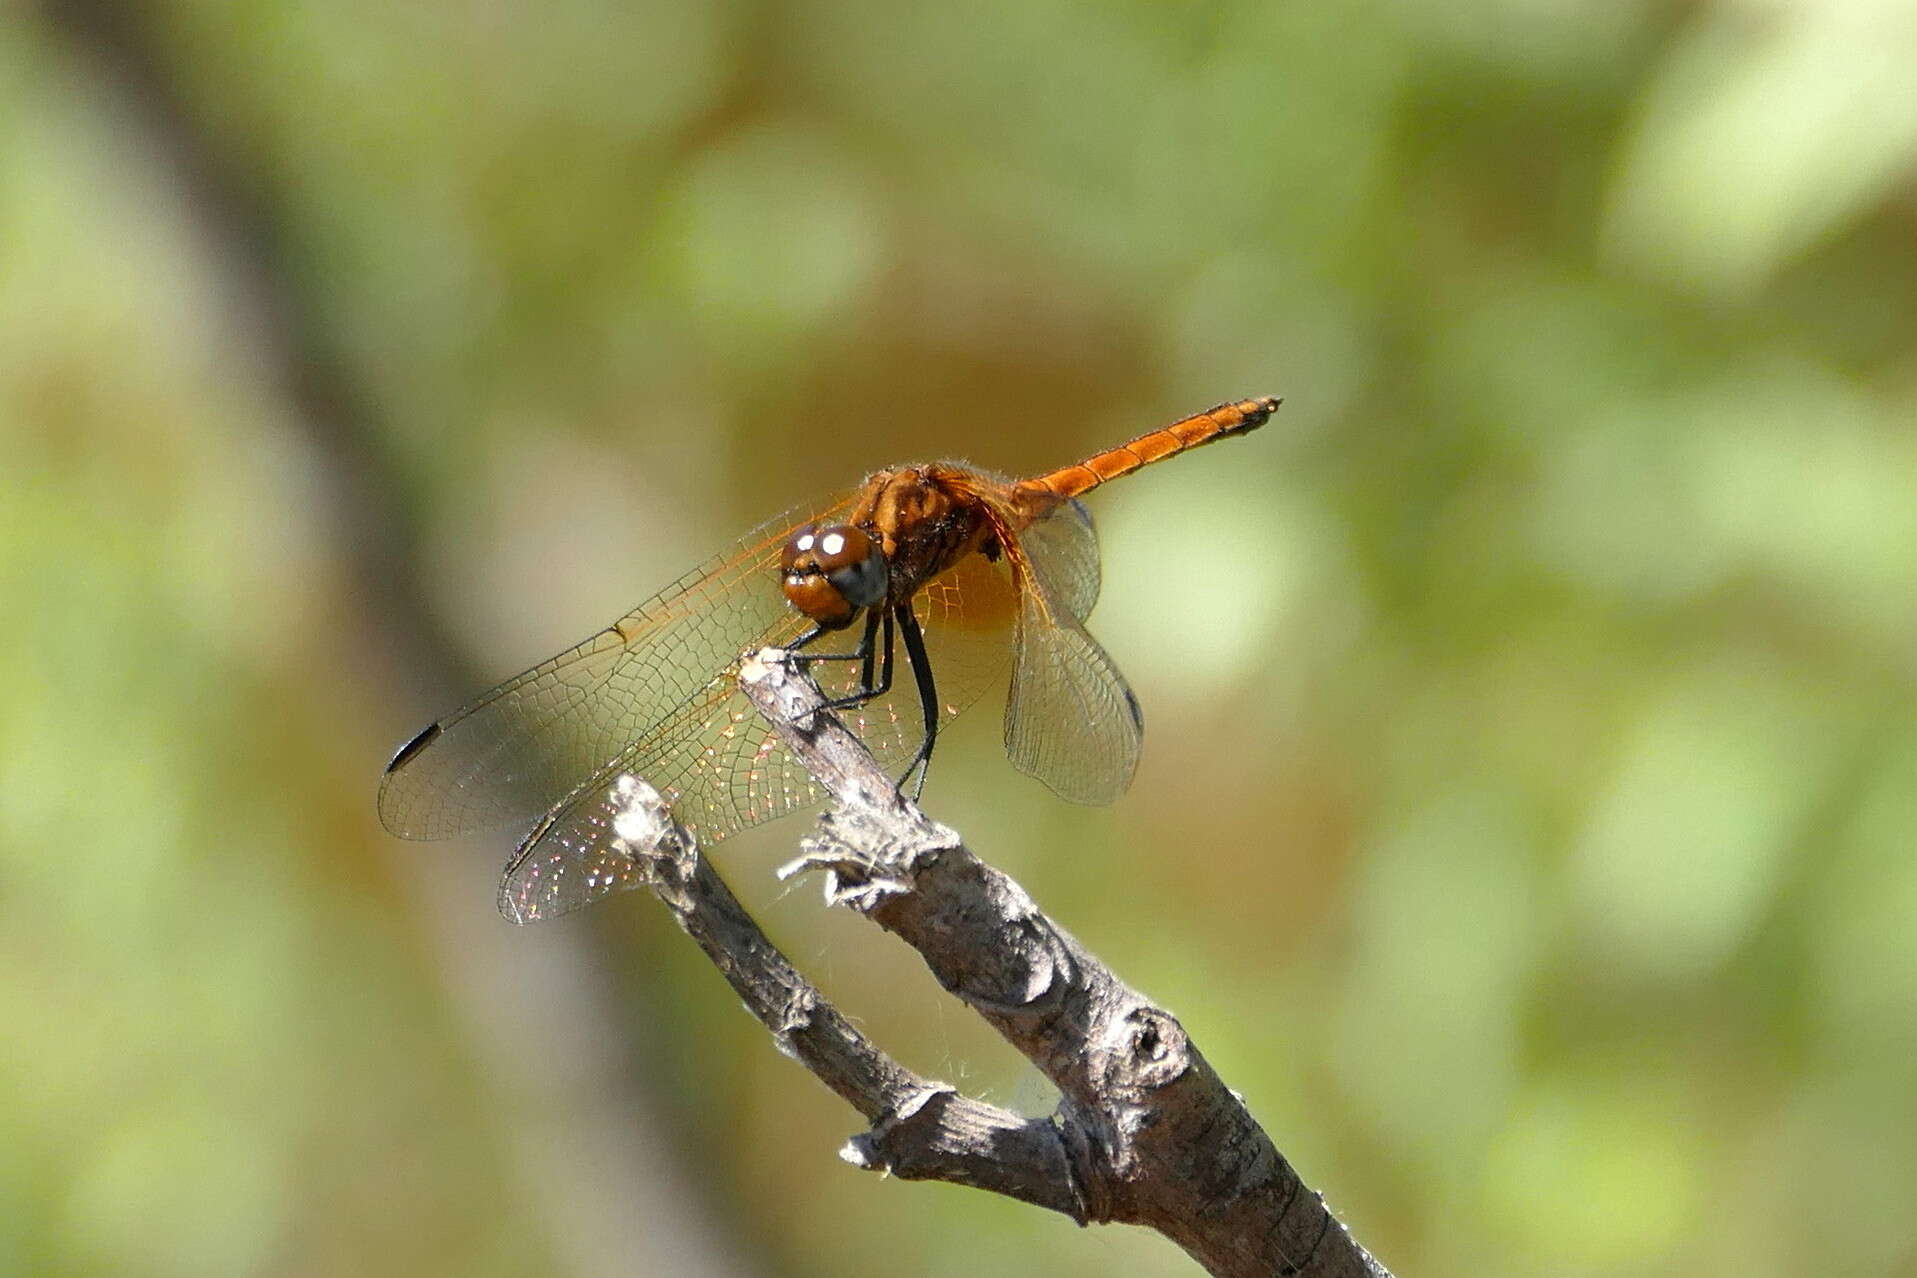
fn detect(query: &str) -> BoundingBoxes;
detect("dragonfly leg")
[789,610,893,734]
[787,621,849,656]
[895,604,937,801]
[788,610,875,676]
[821,608,894,711]
[858,608,878,689]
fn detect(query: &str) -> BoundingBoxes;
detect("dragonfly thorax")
[780,523,888,629]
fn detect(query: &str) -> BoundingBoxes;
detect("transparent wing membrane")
[1003,602,1142,806]
[377,494,856,840]
[1016,496,1100,621]
[497,551,1020,922]
[1002,499,1142,805]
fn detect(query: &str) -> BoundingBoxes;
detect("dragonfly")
[381,396,1279,922]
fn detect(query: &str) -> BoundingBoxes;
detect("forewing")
[378,493,853,840]
[498,549,1022,922]
[1002,507,1141,805]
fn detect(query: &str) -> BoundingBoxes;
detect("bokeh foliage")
[5,1,1916,1275]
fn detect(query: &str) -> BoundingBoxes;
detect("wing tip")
[496,890,535,926]
[385,721,442,774]
[378,723,445,839]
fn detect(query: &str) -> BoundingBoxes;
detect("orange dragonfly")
[381,397,1279,922]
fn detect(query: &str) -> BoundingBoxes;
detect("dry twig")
[604,647,1392,1278]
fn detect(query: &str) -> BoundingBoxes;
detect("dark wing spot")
[385,721,442,774]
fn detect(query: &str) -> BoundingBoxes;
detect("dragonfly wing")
[494,675,810,923]
[1002,505,1141,805]
[497,771,653,923]
[637,547,1021,841]
[498,553,1022,922]
[379,494,853,840]
[1014,496,1100,620]
[1004,603,1142,805]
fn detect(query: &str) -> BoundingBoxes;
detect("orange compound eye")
[781,524,888,627]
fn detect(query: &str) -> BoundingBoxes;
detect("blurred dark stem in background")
[35,3,766,1274]
[36,0,460,702]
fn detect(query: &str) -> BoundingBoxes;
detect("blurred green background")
[6,0,1917,1274]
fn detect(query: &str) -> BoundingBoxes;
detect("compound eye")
[817,525,888,609]
[780,525,821,572]
[780,523,888,623]
[811,525,871,570]
[781,523,871,570]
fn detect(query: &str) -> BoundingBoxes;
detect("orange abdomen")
[1013,396,1280,507]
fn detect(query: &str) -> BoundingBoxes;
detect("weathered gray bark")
[604,648,1392,1277]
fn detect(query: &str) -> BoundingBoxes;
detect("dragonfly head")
[780,523,888,628]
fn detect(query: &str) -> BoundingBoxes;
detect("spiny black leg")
[859,609,878,690]
[786,623,830,653]
[822,608,894,711]
[788,612,875,664]
[789,610,878,734]
[895,604,938,800]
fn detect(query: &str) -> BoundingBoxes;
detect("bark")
[593,648,1394,1277]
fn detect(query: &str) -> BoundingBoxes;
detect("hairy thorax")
[850,464,1011,606]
